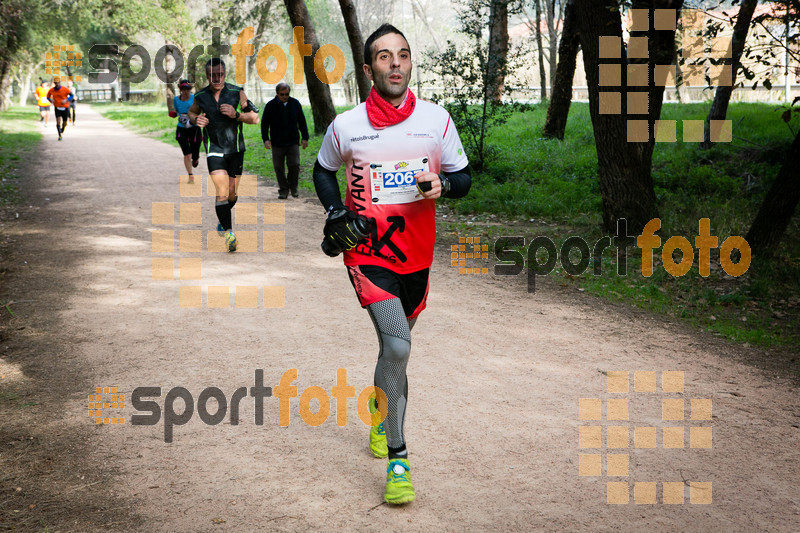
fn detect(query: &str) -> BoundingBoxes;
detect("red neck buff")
[365,87,416,129]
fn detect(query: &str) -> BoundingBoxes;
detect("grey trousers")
[271,144,301,193]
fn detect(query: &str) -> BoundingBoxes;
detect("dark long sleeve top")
[260,96,309,147]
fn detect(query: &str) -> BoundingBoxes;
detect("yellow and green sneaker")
[368,394,388,458]
[385,458,415,504]
[225,230,238,252]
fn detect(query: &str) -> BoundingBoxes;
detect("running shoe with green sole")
[368,394,388,458]
[385,458,415,504]
[225,230,237,252]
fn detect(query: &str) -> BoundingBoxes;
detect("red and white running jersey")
[317,97,468,274]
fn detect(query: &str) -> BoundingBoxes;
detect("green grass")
[448,102,794,231]
[439,101,800,351]
[93,100,800,352]
[0,106,44,205]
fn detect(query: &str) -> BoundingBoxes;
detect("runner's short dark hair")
[363,24,409,68]
[205,58,226,74]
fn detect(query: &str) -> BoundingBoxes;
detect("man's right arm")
[314,120,346,212]
[313,161,344,213]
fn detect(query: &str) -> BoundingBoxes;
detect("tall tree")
[0,0,35,110]
[544,0,559,94]
[534,0,548,100]
[745,129,800,257]
[338,0,371,102]
[701,0,759,148]
[543,0,579,139]
[486,0,511,103]
[283,0,336,135]
[250,5,274,104]
[576,0,684,234]
[741,0,800,256]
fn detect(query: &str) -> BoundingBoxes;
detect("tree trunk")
[534,0,547,100]
[635,0,682,146]
[543,0,579,139]
[702,0,758,148]
[338,0,371,103]
[576,0,682,233]
[745,131,800,257]
[0,60,13,111]
[342,75,353,105]
[486,0,510,103]
[409,0,440,50]
[164,42,180,114]
[283,0,337,135]
[545,0,558,95]
[249,4,272,105]
[18,64,37,107]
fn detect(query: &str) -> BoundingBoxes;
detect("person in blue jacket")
[169,79,202,183]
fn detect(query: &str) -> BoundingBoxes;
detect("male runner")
[187,59,258,252]
[313,24,471,504]
[35,81,50,126]
[67,80,77,126]
[47,78,72,141]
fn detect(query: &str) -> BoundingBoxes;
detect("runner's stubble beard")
[372,65,412,102]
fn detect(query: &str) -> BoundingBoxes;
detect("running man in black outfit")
[187,58,259,252]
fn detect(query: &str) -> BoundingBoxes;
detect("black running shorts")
[176,126,201,157]
[207,151,244,178]
[346,264,430,319]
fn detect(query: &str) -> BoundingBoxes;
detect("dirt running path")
[1,106,798,532]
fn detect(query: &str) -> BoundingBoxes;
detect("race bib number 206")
[370,156,429,205]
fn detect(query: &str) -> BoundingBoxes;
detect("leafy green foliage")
[422,0,530,171]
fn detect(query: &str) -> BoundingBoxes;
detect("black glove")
[322,208,371,256]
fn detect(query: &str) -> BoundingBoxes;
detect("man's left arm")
[233,90,258,124]
[296,100,309,149]
[415,165,471,200]
[441,165,471,198]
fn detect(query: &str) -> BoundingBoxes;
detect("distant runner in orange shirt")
[35,81,51,126]
[47,78,72,141]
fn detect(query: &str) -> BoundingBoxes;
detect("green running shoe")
[385,458,415,504]
[368,394,387,458]
[225,230,238,252]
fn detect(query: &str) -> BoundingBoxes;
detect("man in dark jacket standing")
[261,83,310,199]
